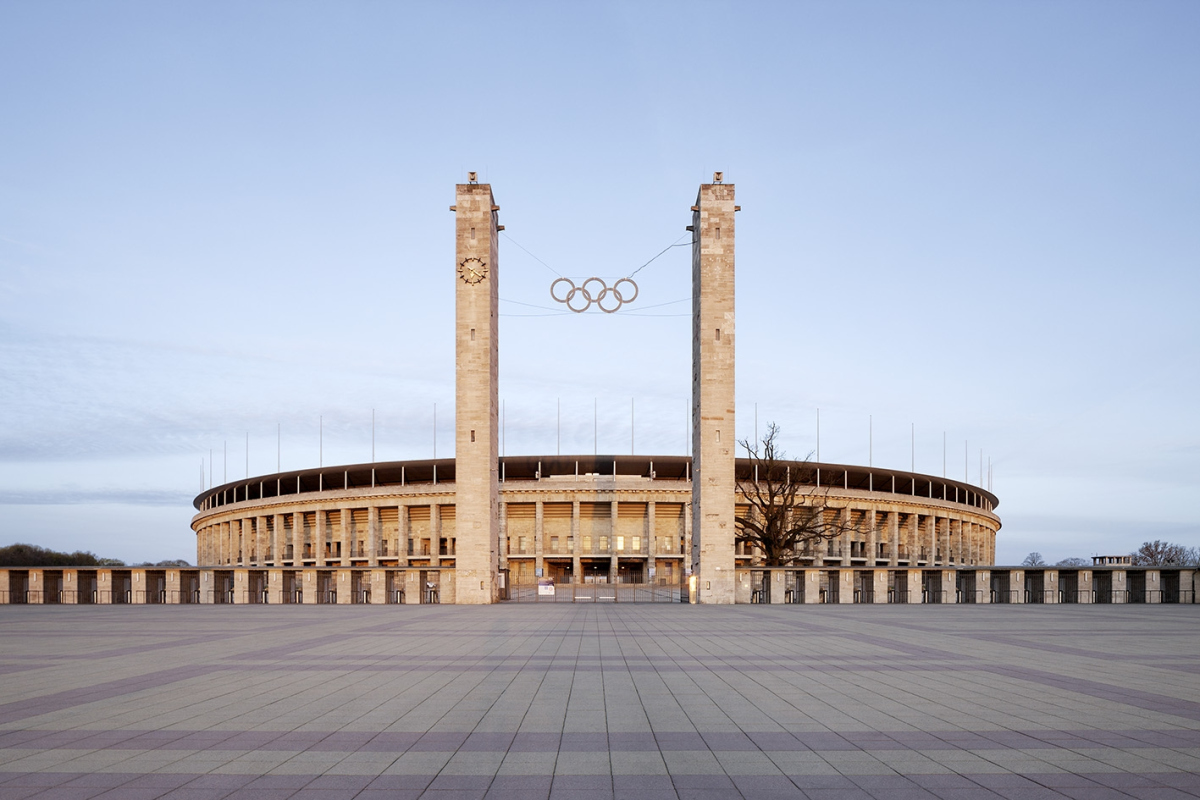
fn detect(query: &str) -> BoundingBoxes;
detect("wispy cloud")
[0,488,193,506]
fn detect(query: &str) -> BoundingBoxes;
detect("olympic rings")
[549,277,639,313]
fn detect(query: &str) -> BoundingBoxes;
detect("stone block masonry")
[453,180,501,604]
[691,177,738,603]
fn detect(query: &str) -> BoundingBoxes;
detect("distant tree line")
[1022,540,1199,569]
[1130,540,1199,566]
[0,543,191,568]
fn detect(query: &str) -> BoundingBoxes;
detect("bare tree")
[1022,552,1046,567]
[735,422,860,566]
[1055,557,1089,567]
[1131,540,1194,566]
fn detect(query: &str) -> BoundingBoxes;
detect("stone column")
[838,568,853,603]
[27,570,43,604]
[647,501,657,582]
[62,569,78,604]
[888,512,899,566]
[683,501,693,577]
[1146,570,1161,603]
[840,507,852,566]
[303,569,319,604]
[770,570,786,604]
[160,569,176,604]
[291,513,303,564]
[802,569,821,604]
[1045,569,1060,603]
[404,569,421,604]
[1078,569,1093,603]
[925,516,935,565]
[367,506,380,566]
[977,569,991,603]
[339,509,351,566]
[273,514,285,566]
[907,515,918,565]
[453,178,501,603]
[337,569,352,604]
[370,569,388,604]
[906,569,924,603]
[268,569,284,604]
[867,509,878,566]
[314,510,326,565]
[872,568,888,604]
[233,569,249,604]
[430,505,441,568]
[534,501,544,577]
[1009,568,1025,603]
[398,506,410,567]
[199,569,214,604]
[691,176,737,603]
[498,501,509,576]
[571,500,581,582]
[254,517,266,564]
[610,500,619,583]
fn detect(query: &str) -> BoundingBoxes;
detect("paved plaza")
[1,606,1198,799]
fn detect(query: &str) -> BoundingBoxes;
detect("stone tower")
[691,175,737,603]
[453,176,500,603]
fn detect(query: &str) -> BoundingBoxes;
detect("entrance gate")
[505,581,683,603]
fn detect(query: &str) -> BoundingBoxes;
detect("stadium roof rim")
[194,455,998,512]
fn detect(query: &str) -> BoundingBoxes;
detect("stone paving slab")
[1,605,1198,799]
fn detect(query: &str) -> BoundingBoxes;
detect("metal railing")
[922,589,951,604]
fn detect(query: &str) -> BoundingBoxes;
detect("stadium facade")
[183,176,1001,604]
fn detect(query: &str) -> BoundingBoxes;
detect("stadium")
[185,175,1000,604]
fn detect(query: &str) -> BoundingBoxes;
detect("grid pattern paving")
[1,605,1198,799]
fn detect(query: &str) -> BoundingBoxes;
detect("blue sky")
[1,1,1197,564]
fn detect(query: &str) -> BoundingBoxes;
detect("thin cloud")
[0,488,193,506]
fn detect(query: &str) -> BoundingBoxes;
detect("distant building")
[1093,555,1132,566]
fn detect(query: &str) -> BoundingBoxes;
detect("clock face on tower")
[458,257,488,284]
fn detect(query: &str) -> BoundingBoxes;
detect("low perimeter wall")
[0,566,1195,605]
[731,566,1198,605]
[0,567,455,605]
